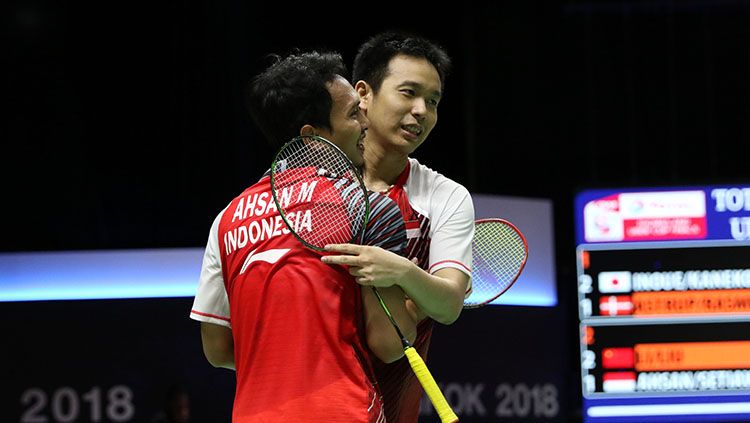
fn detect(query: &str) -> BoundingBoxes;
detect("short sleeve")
[190,209,232,328]
[428,184,474,277]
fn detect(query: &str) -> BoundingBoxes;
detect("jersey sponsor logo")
[239,248,291,274]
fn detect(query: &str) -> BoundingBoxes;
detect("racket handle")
[404,346,459,423]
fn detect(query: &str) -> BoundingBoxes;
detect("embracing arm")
[322,184,474,324]
[200,322,235,370]
[323,246,468,325]
[398,266,469,324]
[401,183,474,323]
[363,285,418,363]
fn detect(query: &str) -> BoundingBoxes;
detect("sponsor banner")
[575,185,750,244]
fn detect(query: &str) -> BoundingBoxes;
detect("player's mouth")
[401,124,423,141]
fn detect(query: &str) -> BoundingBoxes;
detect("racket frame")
[464,218,529,309]
[269,135,370,252]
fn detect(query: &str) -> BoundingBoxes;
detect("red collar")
[393,159,411,188]
[384,160,411,198]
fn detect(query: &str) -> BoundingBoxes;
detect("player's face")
[360,55,441,156]
[318,76,368,167]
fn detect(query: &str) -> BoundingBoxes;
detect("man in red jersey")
[190,51,416,422]
[322,32,475,422]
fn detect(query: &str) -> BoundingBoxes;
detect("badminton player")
[189,50,416,422]
[322,31,475,423]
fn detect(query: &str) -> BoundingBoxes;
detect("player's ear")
[355,81,371,111]
[299,125,316,137]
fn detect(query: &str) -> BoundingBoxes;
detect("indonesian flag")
[602,347,635,369]
[598,271,632,294]
[599,295,633,316]
[602,372,637,393]
[405,220,421,239]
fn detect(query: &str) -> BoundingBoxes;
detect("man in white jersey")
[322,31,475,422]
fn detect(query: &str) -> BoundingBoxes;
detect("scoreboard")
[575,185,750,422]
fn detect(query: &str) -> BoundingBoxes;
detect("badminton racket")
[464,218,528,308]
[270,135,458,423]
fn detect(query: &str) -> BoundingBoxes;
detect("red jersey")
[193,175,385,423]
[191,170,408,422]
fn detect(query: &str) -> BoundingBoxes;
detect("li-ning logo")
[239,248,290,274]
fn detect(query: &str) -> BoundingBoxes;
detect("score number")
[579,274,593,318]
[20,385,134,423]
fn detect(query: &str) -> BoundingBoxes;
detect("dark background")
[5,1,750,421]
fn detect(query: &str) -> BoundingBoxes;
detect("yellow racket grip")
[404,346,459,423]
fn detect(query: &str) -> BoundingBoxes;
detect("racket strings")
[272,137,368,248]
[466,222,527,306]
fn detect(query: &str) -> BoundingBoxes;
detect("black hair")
[352,31,451,93]
[246,51,347,146]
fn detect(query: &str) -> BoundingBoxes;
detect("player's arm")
[404,185,474,323]
[323,246,467,324]
[363,285,418,363]
[191,208,236,370]
[324,186,474,325]
[200,322,235,370]
[397,266,469,325]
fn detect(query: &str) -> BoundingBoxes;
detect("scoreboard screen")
[575,185,750,422]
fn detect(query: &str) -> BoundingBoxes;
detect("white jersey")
[374,157,475,423]
[387,157,474,280]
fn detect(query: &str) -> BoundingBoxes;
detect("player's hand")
[321,244,414,288]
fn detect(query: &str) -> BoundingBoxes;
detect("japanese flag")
[598,271,632,294]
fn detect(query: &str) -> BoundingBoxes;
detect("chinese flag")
[603,347,635,369]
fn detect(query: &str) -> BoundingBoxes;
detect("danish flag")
[599,295,633,316]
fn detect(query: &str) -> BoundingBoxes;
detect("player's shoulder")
[407,158,470,198]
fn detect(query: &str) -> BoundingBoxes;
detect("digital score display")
[575,185,750,422]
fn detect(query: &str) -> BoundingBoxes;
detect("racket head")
[464,218,528,308]
[269,135,370,251]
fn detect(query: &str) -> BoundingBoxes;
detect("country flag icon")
[598,271,632,294]
[602,371,637,393]
[405,220,421,239]
[602,347,635,369]
[599,295,633,316]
